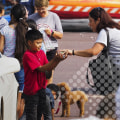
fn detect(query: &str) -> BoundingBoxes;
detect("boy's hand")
[55,50,68,60]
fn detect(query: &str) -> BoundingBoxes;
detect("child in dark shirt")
[45,84,60,120]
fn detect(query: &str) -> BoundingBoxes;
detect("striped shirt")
[0,17,8,30]
[0,25,16,57]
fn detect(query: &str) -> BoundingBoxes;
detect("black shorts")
[46,47,58,61]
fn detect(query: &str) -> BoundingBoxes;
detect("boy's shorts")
[46,47,57,61]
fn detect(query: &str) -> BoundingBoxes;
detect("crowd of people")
[0,0,120,120]
[0,1,64,120]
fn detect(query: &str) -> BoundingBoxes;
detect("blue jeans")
[15,66,24,92]
[46,47,57,61]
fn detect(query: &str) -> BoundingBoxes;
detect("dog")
[57,82,88,117]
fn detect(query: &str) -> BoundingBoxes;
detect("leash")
[55,101,61,114]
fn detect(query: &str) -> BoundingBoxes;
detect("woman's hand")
[60,49,73,55]
[67,49,73,55]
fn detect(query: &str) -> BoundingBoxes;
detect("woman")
[65,7,120,119]
[0,4,28,119]
[28,0,63,84]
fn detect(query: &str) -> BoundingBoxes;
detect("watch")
[51,31,54,36]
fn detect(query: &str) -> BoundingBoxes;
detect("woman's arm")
[68,43,105,57]
[0,34,5,53]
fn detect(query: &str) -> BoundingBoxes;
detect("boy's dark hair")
[0,3,4,13]
[26,19,37,30]
[25,29,43,43]
[47,84,60,100]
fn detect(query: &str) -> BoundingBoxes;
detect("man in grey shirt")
[28,0,63,60]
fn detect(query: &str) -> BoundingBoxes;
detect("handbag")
[86,30,117,95]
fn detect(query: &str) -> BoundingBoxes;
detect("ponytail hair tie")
[28,27,32,31]
[19,18,23,21]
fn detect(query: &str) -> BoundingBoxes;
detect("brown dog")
[57,82,88,117]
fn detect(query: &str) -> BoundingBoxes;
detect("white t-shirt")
[96,28,120,56]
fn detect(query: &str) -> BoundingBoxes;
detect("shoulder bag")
[86,30,117,95]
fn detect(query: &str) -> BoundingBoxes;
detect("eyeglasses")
[36,7,47,12]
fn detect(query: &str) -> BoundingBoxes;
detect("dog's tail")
[84,94,88,102]
[81,91,88,102]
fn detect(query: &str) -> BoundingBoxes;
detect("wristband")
[48,29,53,37]
[51,29,53,33]
[51,31,54,36]
[72,49,74,55]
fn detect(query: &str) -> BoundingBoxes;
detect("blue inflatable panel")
[3,15,11,23]
[4,6,12,15]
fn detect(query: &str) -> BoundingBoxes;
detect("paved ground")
[52,32,105,120]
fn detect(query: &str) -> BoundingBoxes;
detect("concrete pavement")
[53,32,106,120]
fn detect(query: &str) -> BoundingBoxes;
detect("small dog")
[57,82,88,117]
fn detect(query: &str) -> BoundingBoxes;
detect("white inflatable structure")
[0,53,20,120]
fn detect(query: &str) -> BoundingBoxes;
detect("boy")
[0,3,8,29]
[22,29,66,120]
[26,19,46,54]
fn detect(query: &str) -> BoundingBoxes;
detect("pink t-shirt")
[23,50,48,95]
